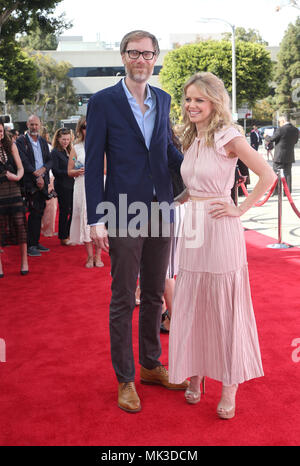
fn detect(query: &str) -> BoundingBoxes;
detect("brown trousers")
[108,225,171,383]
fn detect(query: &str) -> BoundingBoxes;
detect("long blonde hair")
[180,72,233,152]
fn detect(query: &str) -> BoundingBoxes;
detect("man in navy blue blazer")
[85,30,188,413]
[16,115,52,257]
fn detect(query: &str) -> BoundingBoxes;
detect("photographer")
[16,115,52,257]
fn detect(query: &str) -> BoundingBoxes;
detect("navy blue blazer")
[51,148,74,190]
[85,80,183,226]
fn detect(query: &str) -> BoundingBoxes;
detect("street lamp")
[198,17,237,121]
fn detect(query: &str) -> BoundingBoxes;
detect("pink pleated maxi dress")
[168,126,264,386]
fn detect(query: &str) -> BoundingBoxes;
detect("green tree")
[0,1,70,40]
[159,40,273,120]
[0,39,40,103]
[18,22,59,51]
[0,1,72,109]
[252,96,277,121]
[274,16,300,115]
[222,27,268,45]
[22,53,78,131]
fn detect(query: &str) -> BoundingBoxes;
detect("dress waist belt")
[189,190,230,198]
[189,195,230,201]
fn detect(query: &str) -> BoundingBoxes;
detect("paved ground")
[240,143,300,248]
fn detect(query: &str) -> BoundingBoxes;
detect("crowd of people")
[1,27,298,422]
[0,114,104,277]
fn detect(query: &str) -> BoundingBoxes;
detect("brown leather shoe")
[118,382,141,413]
[140,365,189,390]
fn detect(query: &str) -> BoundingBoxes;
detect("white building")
[42,35,279,102]
[39,36,170,116]
[14,35,280,125]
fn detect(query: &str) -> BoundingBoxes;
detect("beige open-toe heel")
[184,376,205,405]
[217,384,238,419]
[94,256,104,267]
[85,256,94,268]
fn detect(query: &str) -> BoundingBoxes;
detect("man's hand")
[33,167,46,178]
[76,167,85,177]
[90,224,109,253]
[36,176,45,190]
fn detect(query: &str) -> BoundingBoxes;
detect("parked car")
[258,126,277,139]
[0,114,14,131]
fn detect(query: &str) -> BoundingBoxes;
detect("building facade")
[41,36,169,116]
[13,35,282,127]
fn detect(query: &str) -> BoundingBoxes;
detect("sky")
[55,0,299,48]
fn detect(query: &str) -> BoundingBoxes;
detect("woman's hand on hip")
[209,201,242,219]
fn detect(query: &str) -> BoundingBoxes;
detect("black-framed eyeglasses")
[125,50,156,60]
[81,125,86,130]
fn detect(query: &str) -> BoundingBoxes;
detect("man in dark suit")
[16,115,52,256]
[250,125,261,151]
[270,115,299,193]
[85,30,188,413]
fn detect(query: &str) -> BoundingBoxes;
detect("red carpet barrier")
[240,178,278,206]
[282,177,300,219]
[240,171,299,249]
[240,172,300,216]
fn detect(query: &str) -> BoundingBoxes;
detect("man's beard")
[28,130,39,136]
[125,64,152,83]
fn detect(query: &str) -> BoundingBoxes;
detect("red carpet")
[0,229,300,446]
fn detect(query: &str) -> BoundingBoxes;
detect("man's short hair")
[120,30,160,56]
[279,115,288,123]
[27,114,40,124]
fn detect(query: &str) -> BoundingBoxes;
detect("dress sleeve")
[214,126,244,157]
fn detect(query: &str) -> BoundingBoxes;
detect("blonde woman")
[168,72,276,419]
[68,117,103,268]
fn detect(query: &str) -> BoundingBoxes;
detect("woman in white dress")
[68,117,103,268]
